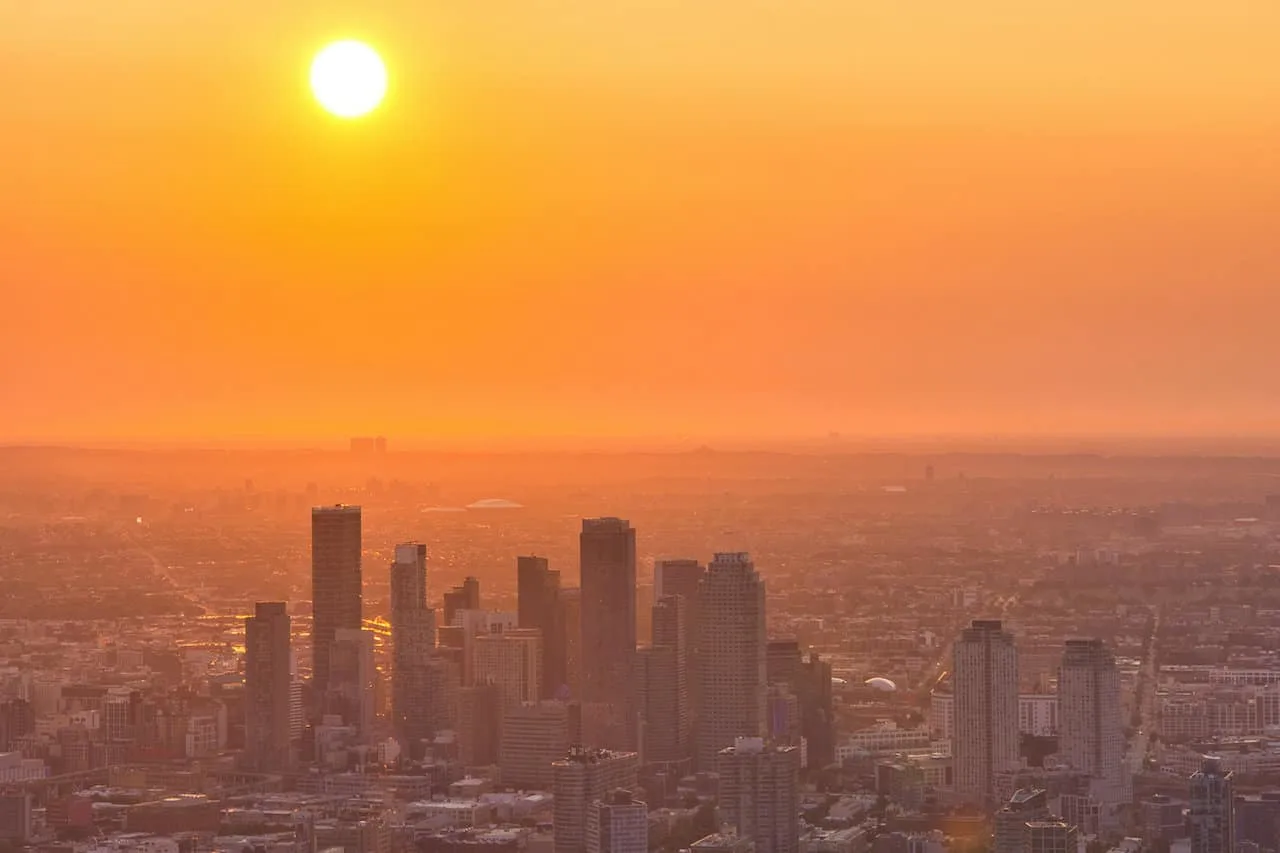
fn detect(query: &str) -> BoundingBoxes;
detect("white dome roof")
[864,677,898,692]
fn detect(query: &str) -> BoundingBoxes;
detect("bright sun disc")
[310,40,387,119]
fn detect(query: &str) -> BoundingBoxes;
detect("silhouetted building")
[391,543,436,745]
[656,559,705,719]
[698,553,767,770]
[519,555,567,698]
[244,602,293,770]
[328,628,376,737]
[561,586,583,698]
[637,594,691,766]
[311,505,362,708]
[444,577,481,627]
[458,683,504,767]
[472,627,542,709]
[580,518,637,749]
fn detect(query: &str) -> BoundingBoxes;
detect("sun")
[310,40,387,119]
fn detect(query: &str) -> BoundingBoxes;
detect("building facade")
[952,619,1020,805]
[698,553,767,770]
[311,505,363,707]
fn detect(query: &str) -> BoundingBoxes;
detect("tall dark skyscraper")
[244,602,293,770]
[654,559,705,714]
[311,505,362,706]
[518,555,567,697]
[953,619,1019,806]
[443,576,481,627]
[391,543,435,745]
[580,517,637,749]
[637,593,691,766]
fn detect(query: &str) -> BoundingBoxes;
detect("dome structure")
[864,676,898,692]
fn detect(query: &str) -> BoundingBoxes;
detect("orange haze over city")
[4,1,1280,445]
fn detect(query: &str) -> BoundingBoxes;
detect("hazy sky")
[4,1,1280,443]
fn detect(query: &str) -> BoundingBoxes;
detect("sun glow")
[310,40,387,119]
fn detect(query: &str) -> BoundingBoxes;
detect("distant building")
[391,543,436,748]
[1026,820,1078,853]
[312,505,363,709]
[655,559,706,714]
[501,700,578,790]
[328,628,376,737]
[691,834,756,853]
[1058,639,1125,794]
[561,586,583,698]
[953,619,1019,805]
[443,577,481,628]
[519,556,567,698]
[994,789,1048,853]
[553,748,640,853]
[699,553,767,770]
[457,683,504,767]
[716,738,799,853]
[636,594,691,766]
[472,628,542,709]
[587,789,647,853]
[1190,757,1234,853]
[244,601,293,770]
[580,519,638,751]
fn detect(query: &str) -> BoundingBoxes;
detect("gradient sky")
[4,1,1280,443]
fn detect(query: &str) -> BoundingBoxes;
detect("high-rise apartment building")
[698,553,767,770]
[1058,639,1124,792]
[391,543,436,746]
[472,627,543,709]
[715,737,799,853]
[328,628,376,737]
[637,594,691,766]
[587,789,648,853]
[519,556,568,698]
[553,748,640,853]
[311,505,362,706]
[500,700,579,790]
[1191,757,1235,853]
[953,619,1019,805]
[244,602,293,770]
[580,518,637,750]
[1026,821,1079,853]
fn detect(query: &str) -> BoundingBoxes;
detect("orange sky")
[4,1,1280,444]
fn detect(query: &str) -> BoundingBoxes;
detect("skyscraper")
[715,737,800,853]
[952,619,1019,805]
[472,627,543,709]
[311,505,362,706]
[698,553,767,770]
[391,543,436,745]
[518,555,567,698]
[553,748,640,853]
[580,518,637,749]
[443,577,481,627]
[636,594,691,766]
[1058,639,1125,794]
[1191,757,1235,853]
[244,602,293,770]
[655,559,705,712]
[328,628,376,738]
[561,587,583,697]
[587,790,648,853]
